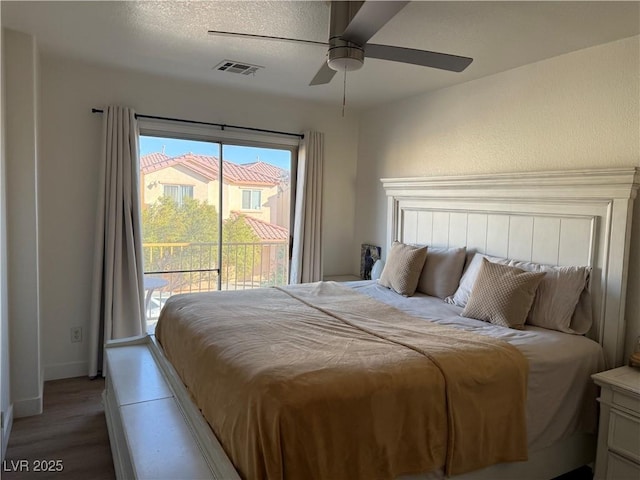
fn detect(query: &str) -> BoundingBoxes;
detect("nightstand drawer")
[606,452,640,480]
[612,390,640,414]
[608,409,640,463]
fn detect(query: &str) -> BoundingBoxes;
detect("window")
[138,123,297,333]
[242,190,262,210]
[163,184,194,206]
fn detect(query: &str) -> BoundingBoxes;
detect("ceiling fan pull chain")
[342,69,347,117]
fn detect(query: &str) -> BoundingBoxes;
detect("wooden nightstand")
[592,366,640,479]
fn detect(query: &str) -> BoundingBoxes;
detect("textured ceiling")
[2,1,639,109]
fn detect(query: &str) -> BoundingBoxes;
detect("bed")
[103,167,639,480]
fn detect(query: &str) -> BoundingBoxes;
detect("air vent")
[214,60,264,76]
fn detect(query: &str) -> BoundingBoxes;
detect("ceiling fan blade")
[309,62,337,86]
[208,30,327,47]
[365,44,473,72]
[341,1,409,46]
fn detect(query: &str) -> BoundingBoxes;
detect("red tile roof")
[223,161,279,185]
[140,152,279,186]
[139,152,170,170]
[232,213,289,241]
[242,161,288,181]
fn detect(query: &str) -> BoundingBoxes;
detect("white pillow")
[445,253,511,307]
[509,260,591,334]
[570,287,593,335]
[417,246,466,299]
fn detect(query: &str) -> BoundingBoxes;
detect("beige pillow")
[378,241,428,296]
[509,260,591,334]
[417,246,466,299]
[445,253,511,307]
[462,258,545,330]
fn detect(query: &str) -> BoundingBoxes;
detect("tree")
[142,196,262,291]
[223,214,262,284]
[142,196,217,243]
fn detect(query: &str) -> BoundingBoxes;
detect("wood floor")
[3,376,593,480]
[3,377,115,480]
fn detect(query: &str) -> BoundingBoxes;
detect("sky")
[140,135,292,170]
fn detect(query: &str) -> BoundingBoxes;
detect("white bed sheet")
[345,280,605,453]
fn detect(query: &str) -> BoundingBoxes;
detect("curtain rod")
[91,108,304,140]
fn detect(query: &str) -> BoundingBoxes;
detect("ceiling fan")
[208,1,473,86]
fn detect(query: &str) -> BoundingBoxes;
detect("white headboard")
[382,168,639,368]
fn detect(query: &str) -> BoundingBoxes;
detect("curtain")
[88,106,145,377]
[290,131,324,284]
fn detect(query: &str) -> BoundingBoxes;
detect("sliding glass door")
[139,134,293,332]
[219,144,292,291]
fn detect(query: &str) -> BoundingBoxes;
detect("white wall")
[0,25,13,459]
[3,29,42,416]
[355,36,640,358]
[36,54,359,378]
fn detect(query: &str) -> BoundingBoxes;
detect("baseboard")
[44,360,88,381]
[2,403,13,461]
[13,394,41,418]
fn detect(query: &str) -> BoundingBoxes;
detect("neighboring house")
[140,154,291,291]
[245,161,291,229]
[140,152,290,228]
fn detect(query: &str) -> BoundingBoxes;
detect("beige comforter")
[156,281,528,480]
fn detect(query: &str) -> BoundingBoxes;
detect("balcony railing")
[143,241,289,327]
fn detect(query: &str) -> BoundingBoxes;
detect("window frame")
[241,189,262,211]
[163,183,194,206]
[138,118,299,290]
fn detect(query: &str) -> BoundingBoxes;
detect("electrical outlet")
[70,327,82,343]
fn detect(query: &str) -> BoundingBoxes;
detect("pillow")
[508,260,591,334]
[462,259,546,330]
[569,287,593,335]
[378,241,428,296]
[417,246,466,299]
[445,253,511,307]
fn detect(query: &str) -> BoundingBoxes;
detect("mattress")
[347,280,606,452]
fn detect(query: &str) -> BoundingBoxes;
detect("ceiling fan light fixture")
[327,56,364,72]
[327,45,364,72]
